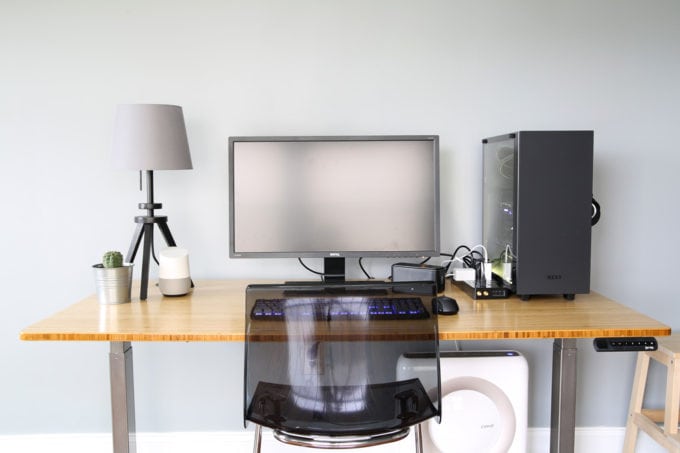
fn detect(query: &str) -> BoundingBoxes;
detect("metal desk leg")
[550,338,577,453]
[110,341,137,453]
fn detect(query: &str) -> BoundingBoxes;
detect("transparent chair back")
[244,281,441,449]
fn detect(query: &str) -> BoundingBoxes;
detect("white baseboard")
[0,427,668,452]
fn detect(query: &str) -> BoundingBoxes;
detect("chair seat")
[246,379,437,437]
[274,427,411,449]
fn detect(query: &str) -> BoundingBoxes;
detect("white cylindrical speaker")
[158,247,191,296]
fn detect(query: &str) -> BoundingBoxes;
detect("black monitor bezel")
[228,134,441,260]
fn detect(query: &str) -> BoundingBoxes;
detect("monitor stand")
[323,257,346,282]
[286,257,384,289]
[285,257,351,287]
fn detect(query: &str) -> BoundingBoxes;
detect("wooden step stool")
[624,334,680,452]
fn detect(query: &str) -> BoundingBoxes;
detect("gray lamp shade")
[112,104,193,170]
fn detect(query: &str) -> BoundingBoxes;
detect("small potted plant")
[93,251,134,304]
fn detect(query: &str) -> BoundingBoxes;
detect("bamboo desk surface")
[20,279,670,342]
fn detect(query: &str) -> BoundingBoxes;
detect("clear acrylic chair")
[244,281,441,452]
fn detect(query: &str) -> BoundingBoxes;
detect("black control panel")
[593,337,658,352]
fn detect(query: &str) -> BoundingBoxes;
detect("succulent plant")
[102,251,124,268]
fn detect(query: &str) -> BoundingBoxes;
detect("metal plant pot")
[93,263,134,305]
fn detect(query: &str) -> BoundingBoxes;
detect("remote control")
[593,337,658,352]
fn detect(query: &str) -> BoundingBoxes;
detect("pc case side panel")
[482,135,518,289]
[515,131,593,297]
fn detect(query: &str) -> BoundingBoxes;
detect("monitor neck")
[323,257,346,282]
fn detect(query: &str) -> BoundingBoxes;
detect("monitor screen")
[229,135,440,274]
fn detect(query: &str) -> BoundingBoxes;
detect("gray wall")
[2,0,679,434]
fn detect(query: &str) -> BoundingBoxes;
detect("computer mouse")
[435,296,459,315]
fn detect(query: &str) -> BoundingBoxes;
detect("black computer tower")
[482,131,594,300]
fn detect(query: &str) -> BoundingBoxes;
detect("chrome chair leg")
[253,424,262,453]
[414,423,423,453]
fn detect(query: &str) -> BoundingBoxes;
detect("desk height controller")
[593,337,658,352]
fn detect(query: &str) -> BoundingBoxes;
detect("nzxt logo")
[547,274,562,280]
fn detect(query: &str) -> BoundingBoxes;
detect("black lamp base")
[125,211,178,300]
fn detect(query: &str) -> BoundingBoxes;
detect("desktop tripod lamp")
[112,104,193,300]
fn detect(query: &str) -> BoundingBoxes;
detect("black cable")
[463,250,484,269]
[358,257,373,279]
[297,258,325,280]
[446,245,471,273]
[151,235,160,266]
[358,257,372,279]
[452,245,471,258]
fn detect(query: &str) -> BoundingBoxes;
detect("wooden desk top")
[20,280,670,342]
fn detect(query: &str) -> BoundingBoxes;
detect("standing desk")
[20,279,670,453]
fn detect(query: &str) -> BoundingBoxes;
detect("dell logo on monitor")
[547,274,562,280]
[329,252,341,257]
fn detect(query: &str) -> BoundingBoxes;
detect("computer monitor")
[229,135,440,280]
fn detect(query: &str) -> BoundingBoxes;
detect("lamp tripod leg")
[157,220,178,247]
[139,224,153,300]
[125,223,144,264]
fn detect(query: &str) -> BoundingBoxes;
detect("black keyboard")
[250,296,430,321]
